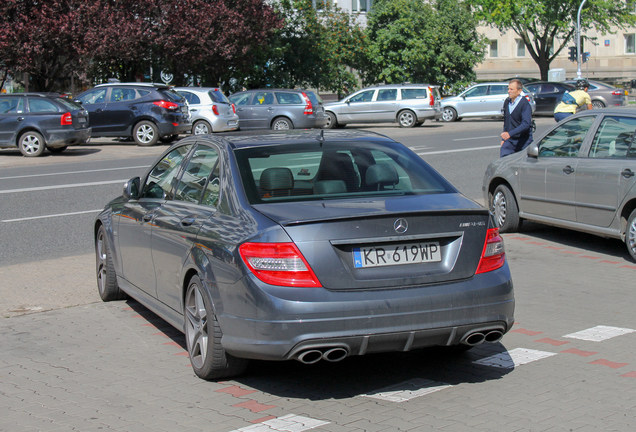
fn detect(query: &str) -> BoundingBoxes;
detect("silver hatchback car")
[325,84,442,128]
[174,87,239,134]
[442,82,536,122]
[483,107,636,261]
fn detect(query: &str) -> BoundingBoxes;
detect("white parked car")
[174,87,239,134]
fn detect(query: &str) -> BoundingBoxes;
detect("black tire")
[625,209,636,262]
[184,275,248,380]
[159,134,179,144]
[271,117,293,130]
[18,131,46,157]
[397,110,417,128]
[491,184,521,233]
[48,146,68,154]
[325,112,338,129]
[442,107,457,122]
[95,225,127,301]
[415,121,424,127]
[133,121,159,146]
[193,120,212,135]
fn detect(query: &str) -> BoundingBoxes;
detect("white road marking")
[472,348,557,369]
[0,179,127,194]
[563,325,636,342]
[361,378,452,402]
[416,145,500,156]
[2,209,102,223]
[0,165,148,181]
[453,135,500,141]
[230,414,329,432]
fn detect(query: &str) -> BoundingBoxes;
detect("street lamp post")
[576,0,587,79]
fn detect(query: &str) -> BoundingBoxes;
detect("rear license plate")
[78,117,86,123]
[353,242,441,268]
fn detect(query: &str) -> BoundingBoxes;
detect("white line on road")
[0,179,127,194]
[0,165,148,181]
[453,135,499,141]
[2,209,102,223]
[416,145,500,156]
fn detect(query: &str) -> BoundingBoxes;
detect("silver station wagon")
[325,84,442,128]
[483,107,636,260]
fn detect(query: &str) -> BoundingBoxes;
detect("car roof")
[175,87,222,92]
[181,129,397,150]
[4,92,62,97]
[364,83,438,88]
[94,82,170,89]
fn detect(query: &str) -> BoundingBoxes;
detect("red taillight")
[239,242,322,287]
[612,90,622,96]
[153,100,179,110]
[525,95,531,102]
[475,228,506,274]
[231,103,236,114]
[61,112,73,125]
[212,105,219,115]
[428,87,434,107]
[301,92,313,115]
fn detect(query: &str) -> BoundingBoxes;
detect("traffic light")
[568,46,578,62]
[582,52,590,63]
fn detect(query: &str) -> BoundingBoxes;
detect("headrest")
[365,163,399,187]
[314,180,347,194]
[260,167,294,191]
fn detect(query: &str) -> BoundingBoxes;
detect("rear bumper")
[214,265,515,361]
[294,113,329,129]
[158,120,192,136]
[210,116,239,132]
[45,127,92,147]
[417,108,442,121]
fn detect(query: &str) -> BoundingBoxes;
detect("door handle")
[267,107,275,111]
[95,109,103,113]
[142,214,154,222]
[17,117,25,122]
[128,105,138,110]
[237,108,245,111]
[622,169,635,178]
[563,165,575,175]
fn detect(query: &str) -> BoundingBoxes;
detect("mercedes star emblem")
[394,218,408,234]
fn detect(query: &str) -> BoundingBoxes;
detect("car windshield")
[304,91,323,105]
[161,89,184,102]
[209,89,230,104]
[234,141,455,204]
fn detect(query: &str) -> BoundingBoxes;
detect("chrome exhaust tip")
[297,350,323,364]
[463,332,486,346]
[322,347,348,362]
[485,330,504,343]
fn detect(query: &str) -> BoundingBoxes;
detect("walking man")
[500,79,533,157]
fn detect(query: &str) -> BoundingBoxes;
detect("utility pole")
[576,0,587,79]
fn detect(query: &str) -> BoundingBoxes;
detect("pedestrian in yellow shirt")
[554,79,593,122]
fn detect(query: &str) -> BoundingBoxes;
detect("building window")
[352,0,371,12]
[516,39,525,57]
[625,34,635,54]
[489,40,498,58]
[313,0,333,10]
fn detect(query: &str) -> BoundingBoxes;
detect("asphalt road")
[2,117,636,431]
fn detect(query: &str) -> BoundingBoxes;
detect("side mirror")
[527,143,539,158]
[345,99,351,104]
[461,95,466,100]
[74,99,82,105]
[123,177,140,200]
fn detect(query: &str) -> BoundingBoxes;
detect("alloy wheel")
[493,191,507,228]
[185,283,208,370]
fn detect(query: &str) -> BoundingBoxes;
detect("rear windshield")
[209,89,230,104]
[304,91,323,105]
[160,89,185,102]
[234,141,454,204]
[56,98,83,110]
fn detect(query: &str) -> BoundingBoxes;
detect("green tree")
[241,0,366,97]
[468,0,636,80]
[363,0,486,89]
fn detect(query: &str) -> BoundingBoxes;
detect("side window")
[377,89,397,101]
[174,146,219,204]
[138,89,151,98]
[77,88,107,105]
[142,145,192,200]
[109,87,137,102]
[589,116,636,158]
[489,85,508,95]
[229,93,251,106]
[464,86,488,97]
[538,116,597,158]
[401,89,427,100]
[254,92,275,105]
[525,84,539,93]
[275,92,303,104]
[202,164,221,207]
[0,97,23,113]
[349,90,375,103]
[542,84,557,93]
[28,99,59,113]
[181,92,200,105]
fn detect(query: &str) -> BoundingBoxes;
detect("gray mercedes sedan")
[95,130,514,380]
[484,107,636,260]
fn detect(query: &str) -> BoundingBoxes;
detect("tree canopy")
[362,0,487,90]
[469,0,636,80]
